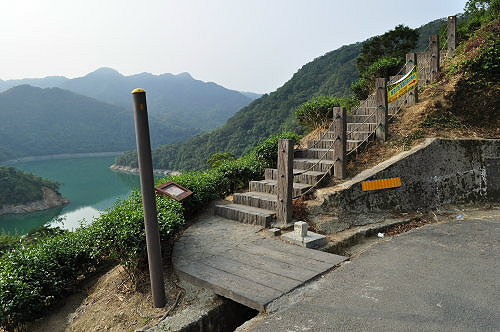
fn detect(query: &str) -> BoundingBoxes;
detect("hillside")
[0,166,60,206]
[115,18,447,170]
[0,68,256,132]
[0,85,197,162]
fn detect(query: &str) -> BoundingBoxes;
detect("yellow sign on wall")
[361,177,402,191]
[387,66,418,103]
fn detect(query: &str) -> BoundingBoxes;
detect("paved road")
[239,209,499,332]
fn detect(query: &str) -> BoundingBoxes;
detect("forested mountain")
[0,166,59,206]
[116,18,447,171]
[0,76,69,91]
[0,85,197,162]
[0,68,256,132]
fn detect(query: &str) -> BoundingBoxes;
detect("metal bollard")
[131,88,166,308]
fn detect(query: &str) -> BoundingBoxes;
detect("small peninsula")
[0,166,68,215]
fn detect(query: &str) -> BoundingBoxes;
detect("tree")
[356,25,419,75]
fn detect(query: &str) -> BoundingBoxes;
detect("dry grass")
[28,265,183,332]
[345,73,499,178]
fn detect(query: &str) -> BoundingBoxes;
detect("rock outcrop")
[0,187,69,215]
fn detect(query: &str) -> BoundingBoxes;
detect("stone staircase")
[214,33,445,228]
[214,106,382,227]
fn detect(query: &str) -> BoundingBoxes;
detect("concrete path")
[238,209,500,332]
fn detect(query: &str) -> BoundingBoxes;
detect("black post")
[131,88,166,308]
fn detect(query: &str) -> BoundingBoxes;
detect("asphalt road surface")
[240,209,499,332]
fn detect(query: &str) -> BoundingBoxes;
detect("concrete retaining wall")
[308,138,500,233]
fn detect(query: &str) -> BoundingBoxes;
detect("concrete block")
[282,230,327,249]
[294,221,308,238]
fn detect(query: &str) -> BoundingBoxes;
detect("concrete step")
[293,158,334,173]
[264,168,325,186]
[249,180,311,197]
[294,148,335,160]
[351,106,377,115]
[347,122,377,132]
[347,114,376,123]
[306,139,363,151]
[306,139,335,150]
[233,191,277,211]
[347,131,374,141]
[214,204,275,227]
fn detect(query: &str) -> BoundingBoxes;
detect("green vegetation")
[0,132,298,330]
[0,85,199,162]
[0,68,255,134]
[446,0,499,127]
[356,25,419,75]
[351,25,419,99]
[115,19,443,171]
[295,96,356,130]
[0,166,60,206]
[207,152,235,168]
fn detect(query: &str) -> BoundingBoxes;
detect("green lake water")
[0,156,141,234]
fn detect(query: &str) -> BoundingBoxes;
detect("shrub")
[0,231,95,330]
[295,96,356,131]
[252,132,302,168]
[352,56,404,99]
[0,234,21,257]
[207,152,235,168]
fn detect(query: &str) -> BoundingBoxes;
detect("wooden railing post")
[276,139,293,227]
[332,107,346,179]
[429,35,440,79]
[447,15,457,56]
[406,52,418,105]
[375,77,388,142]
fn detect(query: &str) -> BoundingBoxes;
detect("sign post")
[131,88,166,308]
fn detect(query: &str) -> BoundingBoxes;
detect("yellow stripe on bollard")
[361,177,402,191]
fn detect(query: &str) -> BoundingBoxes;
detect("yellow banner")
[387,66,418,103]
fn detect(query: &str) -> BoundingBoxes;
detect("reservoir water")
[0,156,141,234]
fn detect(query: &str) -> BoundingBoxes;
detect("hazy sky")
[1,0,465,93]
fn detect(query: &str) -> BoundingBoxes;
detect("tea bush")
[0,131,300,329]
[295,96,355,131]
[252,132,302,168]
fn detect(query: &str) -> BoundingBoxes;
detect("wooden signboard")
[155,181,193,201]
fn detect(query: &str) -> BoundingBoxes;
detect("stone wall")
[307,138,500,233]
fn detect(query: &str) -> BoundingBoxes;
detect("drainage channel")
[141,285,258,332]
[176,297,258,332]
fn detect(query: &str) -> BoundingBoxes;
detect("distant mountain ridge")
[0,68,259,132]
[0,85,197,162]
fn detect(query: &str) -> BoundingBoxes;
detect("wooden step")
[249,180,312,197]
[233,192,277,211]
[347,122,377,132]
[214,204,275,227]
[264,168,325,186]
[293,158,334,173]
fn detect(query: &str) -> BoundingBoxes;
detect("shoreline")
[109,164,180,177]
[0,187,69,216]
[1,151,126,165]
